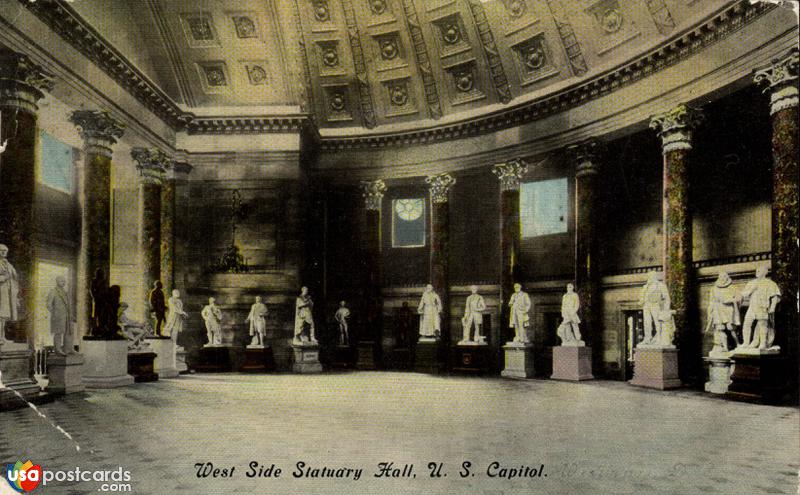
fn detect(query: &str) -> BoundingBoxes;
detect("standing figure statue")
[461,285,486,344]
[148,280,167,336]
[739,265,781,351]
[46,276,75,355]
[639,271,671,346]
[417,284,442,340]
[335,301,351,346]
[293,287,317,345]
[164,290,188,340]
[0,244,20,344]
[246,296,268,347]
[705,271,740,355]
[557,283,583,345]
[508,283,531,344]
[201,297,223,346]
[89,268,107,337]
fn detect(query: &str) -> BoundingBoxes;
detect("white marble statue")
[705,271,740,355]
[418,284,442,340]
[119,302,152,351]
[639,271,671,347]
[556,283,583,346]
[201,297,223,346]
[0,244,20,345]
[738,265,781,351]
[294,287,317,345]
[164,290,188,340]
[460,285,486,344]
[45,276,76,355]
[508,283,531,344]
[246,296,268,347]
[335,300,350,346]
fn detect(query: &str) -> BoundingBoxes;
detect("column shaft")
[426,173,455,345]
[360,180,386,358]
[161,177,175,294]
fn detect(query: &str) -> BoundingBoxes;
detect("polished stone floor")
[0,373,797,495]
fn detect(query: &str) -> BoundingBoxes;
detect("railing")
[34,347,51,376]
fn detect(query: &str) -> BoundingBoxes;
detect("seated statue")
[119,302,153,351]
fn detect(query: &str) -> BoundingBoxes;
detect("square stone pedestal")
[356,341,377,370]
[147,337,178,378]
[414,339,442,374]
[451,343,494,374]
[703,355,733,394]
[191,345,235,372]
[82,339,134,388]
[727,350,789,404]
[501,343,534,379]
[551,346,594,381]
[46,353,85,395]
[331,345,356,369]
[0,343,40,410]
[628,346,681,390]
[240,345,276,372]
[292,343,322,373]
[128,352,158,382]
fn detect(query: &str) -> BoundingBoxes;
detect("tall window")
[40,131,75,193]
[520,178,568,238]
[392,198,426,248]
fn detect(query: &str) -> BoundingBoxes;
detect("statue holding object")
[293,287,317,345]
[737,265,781,352]
[201,297,223,346]
[556,283,583,346]
[246,296,268,347]
[460,285,486,344]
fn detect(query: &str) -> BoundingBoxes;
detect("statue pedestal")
[240,345,275,372]
[331,344,356,369]
[628,346,681,390]
[704,355,733,394]
[356,341,377,370]
[451,342,493,374]
[414,339,442,374]
[46,353,85,395]
[175,346,188,373]
[551,345,594,381]
[292,343,322,373]
[501,343,534,379]
[146,337,178,378]
[82,339,134,388]
[191,345,235,372]
[0,343,40,409]
[128,351,158,382]
[727,350,789,404]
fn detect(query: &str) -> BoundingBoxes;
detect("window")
[40,131,75,193]
[392,198,425,248]
[520,178,568,238]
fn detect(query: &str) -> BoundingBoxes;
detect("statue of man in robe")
[294,287,317,345]
[335,301,350,346]
[739,265,781,350]
[461,285,486,343]
[417,284,442,340]
[508,283,531,344]
[46,276,75,355]
[639,271,670,346]
[557,283,582,345]
[705,271,740,355]
[0,244,20,344]
[246,296,268,347]
[164,290,188,341]
[201,297,223,346]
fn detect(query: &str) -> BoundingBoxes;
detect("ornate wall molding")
[650,104,704,153]
[425,173,456,203]
[69,110,125,158]
[399,0,443,120]
[465,0,512,104]
[0,48,54,114]
[340,0,378,129]
[185,115,310,134]
[131,147,171,185]
[492,159,528,191]
[360,179,387,210]
[754,47,799,115]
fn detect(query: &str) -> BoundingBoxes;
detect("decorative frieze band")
[69,110,125,158]
[425,173,456,204]
[754,48,799,115]
[361,179,387,210]
[0,49,54,114]
[131,147,171,185]
[492,159,528,191]
[649,104,704,154]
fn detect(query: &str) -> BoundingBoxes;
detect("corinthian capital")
[492,159,528,191]
[0,49,54,114]
[754,48,799,115]
[69,110,125,158]
[425,173,456,204]
[568,139,600,177]
[131,147,170,184]
[649,104,704,154]
[360,179,387,211]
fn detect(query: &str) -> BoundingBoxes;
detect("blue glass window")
[40,131,74,193]
[520,178,568,237]
[392,198,425,247]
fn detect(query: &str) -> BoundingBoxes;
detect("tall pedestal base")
[727,351,790,405]
[629,347,681,390]
[240,346,275,373]
[356,341,377,370]
[292,343,322,373]
[414,340,442,374]
[46,354,85,395]
[331,345,356,369]
[551,346,594,381]
[703,355,732,395]
[191,345,235,372]
[451,343,493,374]
[82,339,134,388]
[147,337,178,378]
[128,352,158,383]
[0,344,39,404]
[501,343,534,379]
[176,346,188,373]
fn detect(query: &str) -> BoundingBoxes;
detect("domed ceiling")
[31,0,743,133]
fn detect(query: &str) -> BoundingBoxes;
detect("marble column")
[131,148,169,320]
[493,159,528,344]
[161,161,192,295]
[569,140,600,365]
[425,173,455,345]
[0,49,53,346]
[650,104,704,383]
[754,49,799,356]
[359,179,387,367]
[69,110,124,334]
